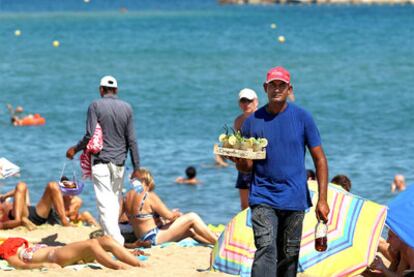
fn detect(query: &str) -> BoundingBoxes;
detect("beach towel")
[80,123,103,179]
[0,260,14,271]
[158,238,203,248]
[208,224,226,234]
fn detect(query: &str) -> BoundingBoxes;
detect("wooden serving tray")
[213,144,266,160]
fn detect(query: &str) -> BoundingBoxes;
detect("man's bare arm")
[309,145,329,222]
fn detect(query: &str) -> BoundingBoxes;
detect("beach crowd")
[1,67,413,276]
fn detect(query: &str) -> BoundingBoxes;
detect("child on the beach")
[0,235,143,269]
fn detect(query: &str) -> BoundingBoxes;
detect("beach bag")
[80,123,103,179]
[59,160,84,196]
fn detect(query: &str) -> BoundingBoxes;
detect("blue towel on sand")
[158,238,211,248]
[138,255,149,261]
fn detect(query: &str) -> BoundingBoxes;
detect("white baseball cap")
[100,75,118,88]
[239,88,257,100]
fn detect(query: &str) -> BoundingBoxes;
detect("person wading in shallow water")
[391,174,406,193]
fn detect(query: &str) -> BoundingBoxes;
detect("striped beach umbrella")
[211,181,387,277]
[298,181,387,276]
[210,208,255,277]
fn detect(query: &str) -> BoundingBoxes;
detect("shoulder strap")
[138,192,149,213]
[70,159,79,183]
[59,161,67,181]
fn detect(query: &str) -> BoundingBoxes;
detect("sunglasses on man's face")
[239,98,253,104]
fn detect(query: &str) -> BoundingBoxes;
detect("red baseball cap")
[266,66,290,84]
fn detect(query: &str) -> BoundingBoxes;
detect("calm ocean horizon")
[1,0,413,225]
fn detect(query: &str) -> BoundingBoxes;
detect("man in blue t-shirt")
[235,66,330,277]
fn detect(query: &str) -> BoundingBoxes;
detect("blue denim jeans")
[251,204,305,277]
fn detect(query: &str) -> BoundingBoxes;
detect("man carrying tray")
[232,66,330,277]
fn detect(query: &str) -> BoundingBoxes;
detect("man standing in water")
[66,76,141,245]
[391,174,406,193]
[234,66,330,276]
[234,88,258,210]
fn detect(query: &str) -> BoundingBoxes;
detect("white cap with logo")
[100,75,118,88]
[238,88,257,100]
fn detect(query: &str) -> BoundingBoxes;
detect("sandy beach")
[0,224,390,277]
[0,225,229,277]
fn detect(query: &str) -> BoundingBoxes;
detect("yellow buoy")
[15,29,21,36]
[278,35,286,43]
[270,23,277,29]
[52,40,60,47]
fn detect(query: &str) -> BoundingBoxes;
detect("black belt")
[93,159,124,167]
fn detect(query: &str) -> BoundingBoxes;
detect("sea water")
[1,0,413,225]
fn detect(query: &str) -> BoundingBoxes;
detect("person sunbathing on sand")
[59,176,99,226]
[0,235,143,270]
[0,180,98,230]
[1,181,70,227]
[368,230,414,276]
[0,182,36,230]
[123,168,217,247]
[62,193,98,226]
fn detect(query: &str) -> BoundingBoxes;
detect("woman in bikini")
[0,235,144,269]
[123,168,218,246]
[0,182,36,230]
